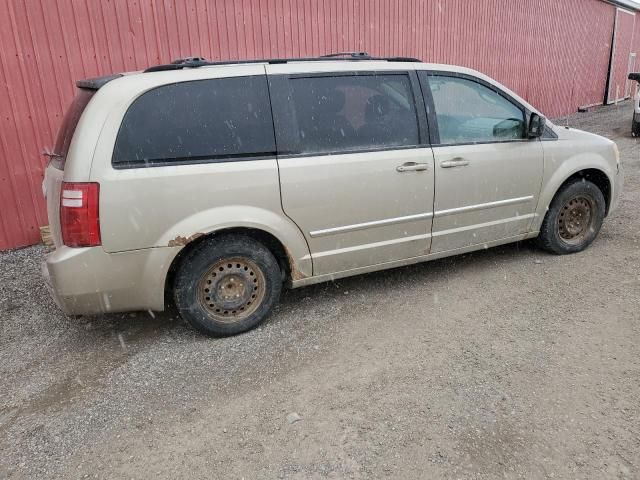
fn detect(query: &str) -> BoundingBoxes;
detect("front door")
[268,68,435,275]
[420,72,544,253]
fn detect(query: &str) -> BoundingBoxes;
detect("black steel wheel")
[632,115,640,137]
[173,235,282,336]
[537,179,606,255]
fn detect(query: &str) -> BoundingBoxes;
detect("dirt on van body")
[1,102,639,479]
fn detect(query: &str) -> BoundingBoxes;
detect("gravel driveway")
[1,102,639,479]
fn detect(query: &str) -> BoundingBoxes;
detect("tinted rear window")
[52,89,95,169]
[112,76,276,167]
[279,73,420,155]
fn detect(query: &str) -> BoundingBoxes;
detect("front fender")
[532,148,616,232]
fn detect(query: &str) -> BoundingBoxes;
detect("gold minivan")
[42,54,623,336]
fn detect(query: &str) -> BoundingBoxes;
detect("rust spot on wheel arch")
[284,246,307,280]
[167,233,205,248]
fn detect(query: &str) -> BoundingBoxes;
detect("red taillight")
[60,182,101,247]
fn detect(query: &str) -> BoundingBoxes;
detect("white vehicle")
[629,73,640,136]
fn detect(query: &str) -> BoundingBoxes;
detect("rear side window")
[278,73,420,155]
[427,74,525,145]
[112,76,275,167]
[52,89,95,169]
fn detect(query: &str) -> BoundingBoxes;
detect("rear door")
[419,71,544,253]
[268,67,435,275]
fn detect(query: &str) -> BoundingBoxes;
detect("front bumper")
[609,164,624,216]
[42,245,180,315]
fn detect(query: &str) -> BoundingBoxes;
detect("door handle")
[440,157,470,168]
[396,162,429,172]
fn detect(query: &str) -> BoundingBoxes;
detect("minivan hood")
[553,125,614,146]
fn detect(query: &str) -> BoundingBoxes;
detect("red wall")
[0,0,628,250]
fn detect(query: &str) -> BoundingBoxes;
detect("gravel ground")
[1,102,639,479]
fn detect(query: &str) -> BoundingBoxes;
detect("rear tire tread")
[173,234,282,336]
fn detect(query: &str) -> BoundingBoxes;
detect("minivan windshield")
[51,88,95,169]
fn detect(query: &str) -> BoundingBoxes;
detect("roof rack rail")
[383,56,423,63]
[320,51,371,58]
[145,57,211,72]
[172,56,208,64]
[143,53,421,73]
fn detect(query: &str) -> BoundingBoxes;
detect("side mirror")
[528,113,546,138]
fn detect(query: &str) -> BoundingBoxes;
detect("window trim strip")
[112,152,277,169]
[277,144,430,160]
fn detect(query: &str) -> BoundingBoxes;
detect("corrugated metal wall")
[0,0,630,250]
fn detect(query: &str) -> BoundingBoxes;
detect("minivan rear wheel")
[536,179,605,254]
[173,235,282,336]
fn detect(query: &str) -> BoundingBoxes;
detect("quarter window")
[427,75,525,145]
[112,76,276,167]
[282,74,420,155]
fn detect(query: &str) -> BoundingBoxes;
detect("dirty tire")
[536,179,606,255]
[173,235,282,336]
[632,116,640,137]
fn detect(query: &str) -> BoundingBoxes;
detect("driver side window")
[427,74,525,145]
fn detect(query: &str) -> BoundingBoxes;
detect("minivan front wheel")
[537,179,606,254]
[173,235,282,336]
[632,115,640,137]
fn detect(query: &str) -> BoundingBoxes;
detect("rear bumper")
[42,245,180,315]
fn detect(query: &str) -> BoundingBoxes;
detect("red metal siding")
[608,7,636,102]
[0,0,624,250]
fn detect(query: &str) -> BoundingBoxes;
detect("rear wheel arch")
[164,227,295,306]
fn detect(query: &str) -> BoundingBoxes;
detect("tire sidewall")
[544,180,606,254]
[173,235,282,336]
